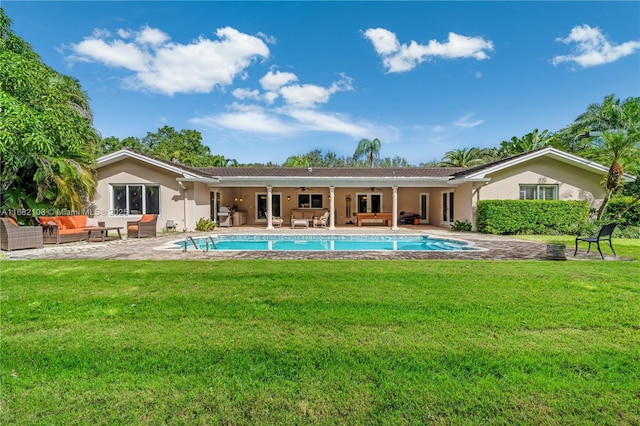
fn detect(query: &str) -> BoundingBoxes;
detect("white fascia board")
[462,147,610,180]
[198,176,455,188]
[97,149,203,179]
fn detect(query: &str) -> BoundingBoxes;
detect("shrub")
[476,200,589,235]
[451,220,472,232]
[195,217,217,231]
[604,196,640,228]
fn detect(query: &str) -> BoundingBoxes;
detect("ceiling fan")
[297,186,313,191]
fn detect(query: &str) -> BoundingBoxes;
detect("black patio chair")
[574,223,617,259]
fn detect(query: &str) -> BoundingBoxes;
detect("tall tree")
[569,95,640,219]
[498,129,551,157]
[439,148,485,167]
[353,138,382,167]
[0,8,100,220]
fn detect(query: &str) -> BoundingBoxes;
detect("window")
[256,193,281,220]
[111,184,160,215]
[298,194,323,209]
[356,193,382,213]
[519,184,558,200]
[442,191,454,223]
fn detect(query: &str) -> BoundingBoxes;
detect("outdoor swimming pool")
[175,234,479,252]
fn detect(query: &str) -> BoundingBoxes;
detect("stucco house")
[94,147,634,233]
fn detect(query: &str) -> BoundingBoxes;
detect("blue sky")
[4,1,640,165]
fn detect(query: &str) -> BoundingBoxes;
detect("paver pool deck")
[1,225,623,261]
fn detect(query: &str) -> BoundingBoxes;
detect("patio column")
[391,186,399,230]
[266,185,274,230]
[329,186,336,229]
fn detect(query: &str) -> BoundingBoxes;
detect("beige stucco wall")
[477,157,606,205]
[95,158,185,233]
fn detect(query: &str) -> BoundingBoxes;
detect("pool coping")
[157,232,488,252]
[2,224,629,261]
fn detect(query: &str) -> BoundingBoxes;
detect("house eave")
[97,149,204,179]
[178,175,456,188]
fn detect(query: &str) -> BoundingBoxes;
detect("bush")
[604,196,640,228]
[195,217,217,231]
[476,200,589,235]
[451,220,472,232]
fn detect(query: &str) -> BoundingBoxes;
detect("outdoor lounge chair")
[313,211,329,227]
[0,218,44,251]
[272,216,284,228]
[574,222,617,259]
[127,214,158,238]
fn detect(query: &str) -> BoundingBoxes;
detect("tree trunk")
[596,189,614,220]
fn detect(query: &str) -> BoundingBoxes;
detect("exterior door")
[256,193,281,222]
[420,193,429,224]
[442,191,454,225]
[356,193,382,213]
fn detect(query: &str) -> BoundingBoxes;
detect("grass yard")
[1,256,639,425]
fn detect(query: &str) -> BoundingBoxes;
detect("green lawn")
[1,258,639,425]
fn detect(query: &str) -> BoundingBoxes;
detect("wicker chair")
[127,214,158,238]
[0,218,44,251]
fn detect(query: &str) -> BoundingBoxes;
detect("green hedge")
[604,196,640,228]
[477,200,590,235]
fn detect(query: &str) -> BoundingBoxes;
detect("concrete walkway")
[0,225,623,261]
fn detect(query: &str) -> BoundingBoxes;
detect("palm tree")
[438,147,485,167]
[499,129,551,157]
[353,138,381,167]
[570,95,640,219]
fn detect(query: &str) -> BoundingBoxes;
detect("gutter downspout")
[179,182,188,232]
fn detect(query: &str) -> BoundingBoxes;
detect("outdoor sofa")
[290,209,329,227]
[0,218,44,251]
[36,215,104,244]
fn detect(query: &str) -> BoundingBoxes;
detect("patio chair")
[165,220,177,232]
[574,222,617,259]
[127,214,158,238]
[272,216,284,228]
[313,211,329,228]
[0,218,44,251]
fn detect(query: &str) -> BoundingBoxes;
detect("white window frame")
[441,191,454,225]
[255,192,282,223]
[297,193,323,209]
[110,184,160,216]
[519,184,558,200]
[355,192,383,213]
[419,193,430,224]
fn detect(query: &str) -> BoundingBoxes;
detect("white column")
[391,186,399,230]
[329,186,336,229]
[266,185,274,230]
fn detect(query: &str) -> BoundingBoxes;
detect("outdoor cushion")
[86,217,100,227]
[128,225,139,231]
[7,218,17,226]
[140,214,156,223]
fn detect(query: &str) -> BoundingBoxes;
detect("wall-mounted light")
[287,195,291,201]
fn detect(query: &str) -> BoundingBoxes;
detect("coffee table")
[86,226,123,242]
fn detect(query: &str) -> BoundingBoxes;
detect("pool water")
[177,235,478,252]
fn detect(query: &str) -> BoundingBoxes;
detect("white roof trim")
[462,147,613,180]
[178,175,455,188]
[96,149,204,179]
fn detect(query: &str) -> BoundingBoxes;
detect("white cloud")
[259,70,298,91]
[454,114,484,128]
[68,25,269,95]
[552,24,640,68]
[232,88,261,101]
[363,27,494,73]
[135,25,170,46]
